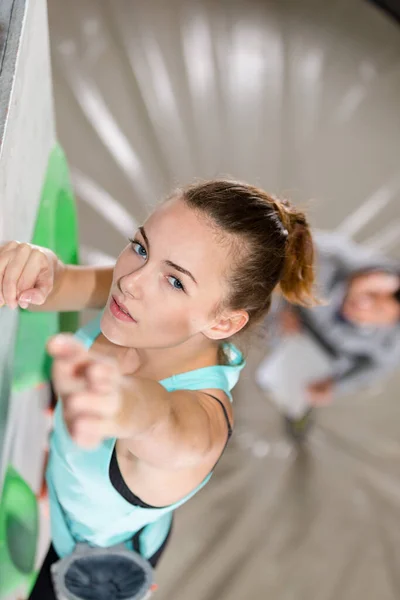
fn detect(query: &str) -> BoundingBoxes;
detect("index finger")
[47,334,88,359]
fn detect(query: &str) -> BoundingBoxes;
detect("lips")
[113,296,132,317]
[110,296,137,323]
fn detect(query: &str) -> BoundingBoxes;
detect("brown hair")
[179,179,316,328]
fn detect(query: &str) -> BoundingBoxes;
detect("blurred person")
[256,230,400,442]
[0,180,316,600]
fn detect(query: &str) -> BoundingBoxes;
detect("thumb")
[19,288,46,306]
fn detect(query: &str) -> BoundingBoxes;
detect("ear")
[204,309,249,341]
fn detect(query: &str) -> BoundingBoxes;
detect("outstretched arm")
[48,334,231,470]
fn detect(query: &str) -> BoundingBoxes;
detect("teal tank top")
[47,314,245,560]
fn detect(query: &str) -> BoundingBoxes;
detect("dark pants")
[28,526,172,600]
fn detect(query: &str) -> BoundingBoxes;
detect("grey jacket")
[276,231,400,395]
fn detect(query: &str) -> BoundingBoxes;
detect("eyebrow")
[139,226,198,285]
[139,226,149,248]
[165,260,198,285]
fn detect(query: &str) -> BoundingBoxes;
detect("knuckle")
[33,247,47,263]
[2,241,19,252]
[17,242,31,251]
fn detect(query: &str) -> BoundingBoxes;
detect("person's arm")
[333,356,391,396]
[306,359,382,405]
[0,240,114,312]
[29,264,114,312]
[117,379,229,469]
[48,335,231,469]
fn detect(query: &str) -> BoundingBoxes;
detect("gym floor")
[47,1,400,597]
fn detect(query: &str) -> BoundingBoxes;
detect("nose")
[118,267,148,301]
[354,296,374,311]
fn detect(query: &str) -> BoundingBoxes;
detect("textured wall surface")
[0,0,55,490]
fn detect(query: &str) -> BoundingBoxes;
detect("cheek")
[152,297,213,334]
[381,303,400,325]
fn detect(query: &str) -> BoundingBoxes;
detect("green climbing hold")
[12,144,80,391]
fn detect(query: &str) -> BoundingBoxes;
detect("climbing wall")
[0,2,79,599]
[0,0,55,488]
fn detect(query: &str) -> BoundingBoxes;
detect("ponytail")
[272,199,316,306]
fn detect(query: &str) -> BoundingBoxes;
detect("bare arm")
[117,379,232,469]
[49,334,232,470]
[334,356,392,396]
[0,241,114,312]
[29,263,114,312]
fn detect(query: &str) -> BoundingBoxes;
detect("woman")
[0,179,315,599]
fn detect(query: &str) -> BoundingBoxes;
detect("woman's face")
[101,198,234,349]
[342,271,400,327]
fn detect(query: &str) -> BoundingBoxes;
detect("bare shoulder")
[114,387,234,506]
[195,388,234,429]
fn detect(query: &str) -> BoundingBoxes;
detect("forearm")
[29,263,113,312]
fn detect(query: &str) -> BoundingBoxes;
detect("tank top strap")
[74,313,102,349]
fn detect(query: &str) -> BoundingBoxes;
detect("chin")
[100,314,151,348]
[100,324,125,346]
[100,311,130,346]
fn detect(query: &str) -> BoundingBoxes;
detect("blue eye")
[129,239,147,259]
[167,276,185,292]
